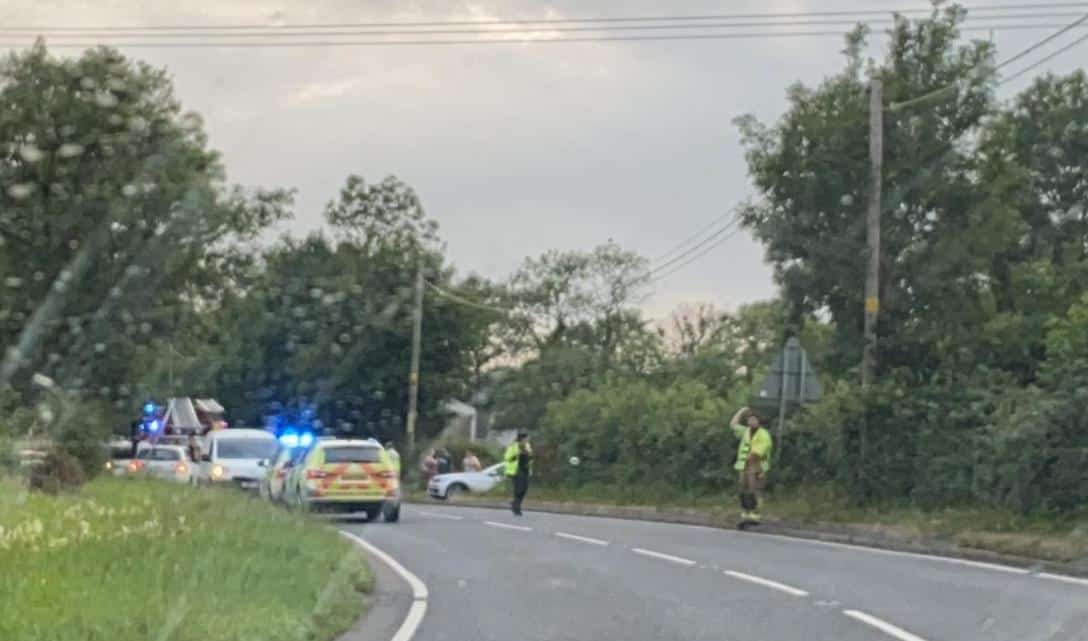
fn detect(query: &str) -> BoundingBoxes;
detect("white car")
[128,445,194,483]
[428,463,505,500]
[196,428,278,492]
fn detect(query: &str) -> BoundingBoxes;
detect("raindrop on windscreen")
[37,404,55,423]
[4,276,22,288]
[18,144,44,163]
[95,91,119,108]
[121,184,139,198]
[106,77,126,91]
[128,116,148,133]
[79,76,97,90]
[94,343,107,353]
[47,353,61,363]
[7,183,34,199]
[841,194,854,207]
[57,143,85,158]
[339,333,351,344]
[32,271,44,281]
[68,239,80,250]
[309,288,323,299]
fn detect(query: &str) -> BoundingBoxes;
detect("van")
[196,428,278,492]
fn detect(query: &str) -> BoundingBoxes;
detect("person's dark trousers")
[511,473,530,515]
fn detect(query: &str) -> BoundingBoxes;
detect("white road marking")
[724,570,809,597]
[555,531,609,546]
[339,530,427,641]
[631,547,697,566]
[843,610,929,641]
[1037,572,1088,587]
[416,510,465,520]
[752,531,1030,575]
[485,520,533,532]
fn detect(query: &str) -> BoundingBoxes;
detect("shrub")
[27,450,86,494]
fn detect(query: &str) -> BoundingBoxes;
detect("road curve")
[340,504,1087,641]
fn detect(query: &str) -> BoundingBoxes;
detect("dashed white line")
[1037,572,1088,587]
[631,547,697,566]
[555,531,609,546]
[484,520,533,532]
[416,510,465,520]
[724,570,809,597]
[843,610,929,641]
[339,530,427,641]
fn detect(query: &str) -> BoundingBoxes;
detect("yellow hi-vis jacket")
[504,442,532,477]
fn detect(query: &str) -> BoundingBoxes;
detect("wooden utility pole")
[405,258,424,457]
[862,78,883,388]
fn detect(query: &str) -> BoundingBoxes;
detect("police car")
[282,438,400,522]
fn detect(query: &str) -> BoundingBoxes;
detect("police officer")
[729,407,773,525]
[504,432,533,516]
[384,442,401,477]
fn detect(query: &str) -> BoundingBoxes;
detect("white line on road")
[340,530,428,641]
[555,531,609,546]
[1037,572,1088,587]
[843,610,929,641]
[416,510,465,520]
[485,520,533,532]
[631,547,697,566]
[724,570,809,597]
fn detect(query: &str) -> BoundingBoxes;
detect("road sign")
[758,337,822,403]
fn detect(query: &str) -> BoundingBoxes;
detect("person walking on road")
[504,433,533,516]
[384,442,401,477]
[421,448,438,489]
[729,407,773,526]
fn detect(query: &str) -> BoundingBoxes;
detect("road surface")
[340,504,1087,641]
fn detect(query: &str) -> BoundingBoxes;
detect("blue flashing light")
[299,432,314,447]
[149,419,161,433]
[143,402,156,415]
[279,430,300,448]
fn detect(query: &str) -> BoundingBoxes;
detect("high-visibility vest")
[504,442,532,477]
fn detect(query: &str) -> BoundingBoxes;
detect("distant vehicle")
[126,445,194,484]
[195,428,278,492]
[259,444,306,503]
[428,463,505,500]
[104,439,133,476]
[281,438,400,522]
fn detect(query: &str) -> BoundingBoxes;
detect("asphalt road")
[340,504,1088,641]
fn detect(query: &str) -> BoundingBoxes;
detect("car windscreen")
[216,439,277,460]
[323,446,382,464]
[150,448,181,461]
[109,446,132,460]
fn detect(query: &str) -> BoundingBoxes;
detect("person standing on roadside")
[421,448,438,489]
[729,406,773,525]
[462,449,482,473]
[436,448,452,474]
[504,433,533,516]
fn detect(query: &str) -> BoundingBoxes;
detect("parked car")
[195,428,278,492]
[104,439,134,476]
[282,438,400,522]
[428,462,505,500]
[259,444,305,503]
[126,445,194,483]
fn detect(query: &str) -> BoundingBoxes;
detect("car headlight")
[211,464,226,480]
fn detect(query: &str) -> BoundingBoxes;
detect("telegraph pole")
[405,257,424,457]
[862,78,883,388]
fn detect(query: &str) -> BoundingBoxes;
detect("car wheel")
[382,502,400,523]
[364,505,382,522]
[446,483,468,500]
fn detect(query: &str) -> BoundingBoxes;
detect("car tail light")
[175,463,188,474]
[127,460,145,472]
[306,469,327,480]
[377,470,396,479]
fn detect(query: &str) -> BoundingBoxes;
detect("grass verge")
[0,476,373,641]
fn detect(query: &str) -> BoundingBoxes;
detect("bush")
[27,450,86,494]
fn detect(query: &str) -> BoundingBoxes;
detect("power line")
[648,227,745,286]
[3,3,1085,31]
[644,215,740,279]
[653,211,736,262]
[3,24,1084,49]
[424,280,509,315]
[891,11,1088,110]
[2,14,1083,38]
[1000,31,1088,84]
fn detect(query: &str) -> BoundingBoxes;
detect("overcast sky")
[3,0,1084,318]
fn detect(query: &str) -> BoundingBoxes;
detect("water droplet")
[58,143,85,158]
[80,76,98,90]
[68,239,80,250]
[106,77,126,91]
[95,91,119,108]
[310,288,323,298]
[125,265,142,277]
[37,405,55,423]
[98,386,110,396]
[140,322,152,334]
[32,271,44,281]
[7,183,34,199]
[121,184,139,198]
[322,293,337,305]
[840,194,854,207]
[47,353,61,363]
[19,144,44,162]
[339,333,351,344]
[107,114,123,126]
[110,286,122,298]
[94,342,106,353]
[128,116,148,132]
[4,276,22,288]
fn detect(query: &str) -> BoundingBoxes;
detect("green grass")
[0,476,373,641]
